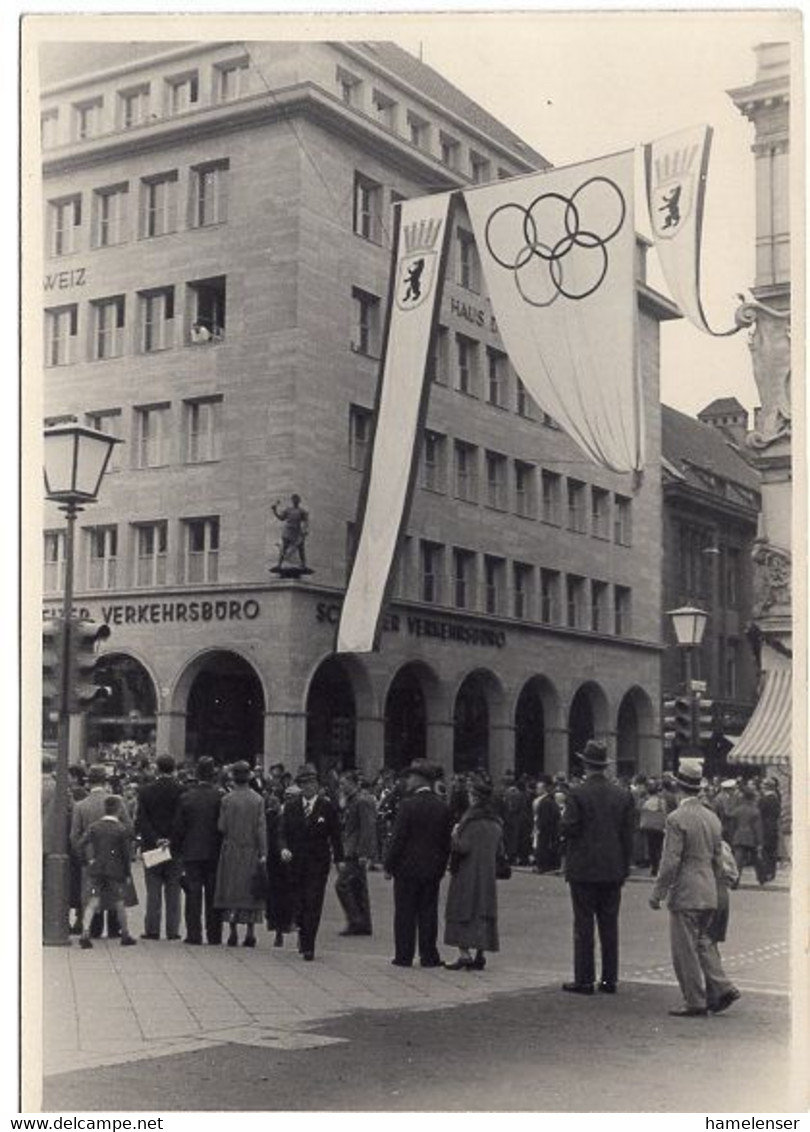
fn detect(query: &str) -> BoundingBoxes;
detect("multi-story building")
[40,40,678,782]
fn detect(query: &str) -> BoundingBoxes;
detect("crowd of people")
[41,745,787,1015]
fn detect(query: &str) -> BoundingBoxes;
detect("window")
[419,540,443,604]
[92,296,126,360]
[134,522,168,586]
[614,585,632,636]
[139,287,174,353]
[372,89,396,129]
[87,526,118,590]
[215,59,249,102]
[391,535,413,599]
[591,580,609,633]
[456,334,479,395]
[513,562,533,620]
[183,517,219,583]
[94,184,129,247]
[422,430,446,492]
[351,287,380,356]
[516,378,534,419]
[353,173,382,243]
[566,575,586,629]
[184,397,222,463]
[514,460,537,518]
[540,569,560,625]
[591,487,611,539]
[118,85,149,129]
[407,112,430,150]
[484,555,505,615]
[452,548,475,610]
[725,639,739,698]
[188,276,226,341]
[541,470,562,525]
[44,305,78,366]
[567,479,587,533]
[167,72,199,115]
[190,161,229,228]
[41,109,59,148]
[454,441,478,503]
[43,531,65,593]
[85,409,122,470]
[457,229,480,292]
[470,151,491,184]
[487,348,507,407]
[73,98,103,140]
[349,405,372,470]
[428,325,449,385]
[614,494,633,545]
[679,525,712,601]
[485,451,508,510]
[725,548,740,606]
[134,404,170,468]
[440,132,460,169]
[141,172,178,238]
[48,196,81,256]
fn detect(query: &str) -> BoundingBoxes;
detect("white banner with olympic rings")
[464,149,643,474]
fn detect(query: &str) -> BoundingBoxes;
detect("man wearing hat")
[279,764,343,960]
[649,757,741,1017]
[560,739,635,995]
[70,763,133,939]
[171,756,224,945]
[384,760,452,968]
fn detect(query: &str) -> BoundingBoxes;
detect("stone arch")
[513,675,562,779]
[616,685,657,779]
[304,653,377,774]
[452,667,507,775]
[173,648,267,766]
[383,660,441,771]
[567,680,611,775]
[86,651,159,752]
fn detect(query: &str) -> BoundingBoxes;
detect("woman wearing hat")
[442,774,503,971]
[214,761,267,947]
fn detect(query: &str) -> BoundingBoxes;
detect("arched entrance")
[305,657,356,772]
[453,671,499,774]
[616,686,657,778]
[86,653,158,752]
[186,651,264,766]
[567,681,609,775]
[616,695,639,781]
[514,676,560,778]
[384,665,427,770]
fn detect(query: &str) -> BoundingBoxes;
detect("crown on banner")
[402,218,443,254]
[655,142,700,184]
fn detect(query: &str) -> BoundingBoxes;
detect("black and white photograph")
[16,5,807,1119]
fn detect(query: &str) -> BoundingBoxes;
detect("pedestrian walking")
[730,784,765,884]
[136,753,184,941]
[384,760,452,969]
[214,760,268,947]
[649,758,741,1017]
[77,796,138,950]
[560,740,634,996]
[279,763,343,960]
[264,787,296,946]
[443,774,502,971]
[171,756,223,946]
[335,770,376,936]
[758,778,781,883]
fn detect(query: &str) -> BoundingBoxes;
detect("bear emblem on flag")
[396,217,443,311]
[649,141,700,241]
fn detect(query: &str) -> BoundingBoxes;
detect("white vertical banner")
[645,125,739,337]
[464,150,642,474]
[336,193,453,655]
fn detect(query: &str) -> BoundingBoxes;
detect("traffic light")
[42,617,62,742]
[70,620,112,711]
[662,697,678,746]
[697,697,716,741]
[675,696,695,745]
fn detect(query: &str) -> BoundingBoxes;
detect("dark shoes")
[472,952,486,970]
[167,934,181,941]
[339,927,372,936]
[184,937,202,945]
[598,981,617,994]
[420,958,443,968]
[242,936,256,948]
[391,958,412,968]
[273,931,284,947]
[227,934,239,947]
[79,937,93,950]
[120,935,137,947]
[562,982,594,995]
[140,932,159,940]
[668,1005,708,1017]
[302,951,314,961]
[443,957,474,971]
[709,988,741,1014]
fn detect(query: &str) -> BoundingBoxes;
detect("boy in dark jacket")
[78,796,137,949]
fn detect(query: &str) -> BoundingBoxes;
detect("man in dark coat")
[70,763,132,938]
[279,764,343,960]
[136,753,185,940]
[384,760,452,968]
[560,740,635,995]
[335,770,377,936]
[171,756,223,945]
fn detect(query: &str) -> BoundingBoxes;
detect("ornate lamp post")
[42,420,121,945]
[667,603,709,756]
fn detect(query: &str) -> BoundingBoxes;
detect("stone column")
[426,718,454,780]
[264,710,307,772]
[156,710,186,760]
[544,727,569,778]
[489,722,515,782]
[355,714,385,782]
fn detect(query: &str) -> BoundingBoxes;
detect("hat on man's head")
[294,763,319,784]
[676,758,704,792]
[230,760,252,783]
[404,759,441,782]
[87,764,108,785]
[576,740,608,769]
[196,756,216,781]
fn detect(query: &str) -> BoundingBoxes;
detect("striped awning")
[728,666,791,766]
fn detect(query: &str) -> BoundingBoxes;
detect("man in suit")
[279,763,343,960]
[384,760,452,969]
[70,763,132,938]
[171,756,223,945]
[560,740,635,995]
[137,753,185,940]
[649,758,741,1017]
[335,770,377,936]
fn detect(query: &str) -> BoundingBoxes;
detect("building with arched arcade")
[41,40,679,782]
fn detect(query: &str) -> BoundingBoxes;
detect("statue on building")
[270,494,312,576]
[751,539,791,617]
[734,295,791,448]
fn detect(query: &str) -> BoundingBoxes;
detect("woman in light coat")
[443,775,503,971]
[214,761,267,947]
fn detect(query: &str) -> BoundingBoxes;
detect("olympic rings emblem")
[484,177,627,307]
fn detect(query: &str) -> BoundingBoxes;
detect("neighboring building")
[697,397,749,448]
[40,40,678,783]
[661,404,761,768]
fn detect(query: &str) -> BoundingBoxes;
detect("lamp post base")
[42,853,72,947]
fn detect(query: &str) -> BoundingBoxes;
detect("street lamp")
[667,603,709,760]
[42,420,121,946]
